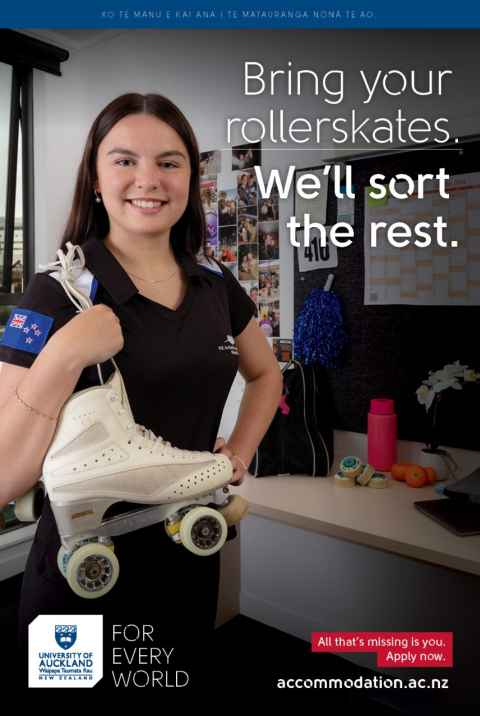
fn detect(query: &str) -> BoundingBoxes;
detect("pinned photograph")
[240,280,259,305]
[200,149,221,177]
[238,213,257,243]
[219,227,237,263]
[232,142,261,170]
[223,262,238,279]
[238,244,259,281]
[258,299,280,338]
[205,239,219,260]
[259,221,279,261]
[273,339,293,363]
[259,195,279,221]
[200,179,217,213]
[237,170,257,209]
[205,209,218,241]
[218,189,237,226]
[259,262,280,301]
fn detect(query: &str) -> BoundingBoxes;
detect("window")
[0,58,29,302]
[0,30,69,305]
[0,31,68,539]
[0,64,12,276]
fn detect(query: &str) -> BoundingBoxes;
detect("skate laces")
[131,423,175,452]
[39,241,120,385]
[39,242,93,313]
[135,425,173,450]
[109,391,174,451]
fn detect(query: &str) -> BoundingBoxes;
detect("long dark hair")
[60,93,206,259]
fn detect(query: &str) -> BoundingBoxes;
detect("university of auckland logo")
[55,625,77,650]
[218,334,239,356]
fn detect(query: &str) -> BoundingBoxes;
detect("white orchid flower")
[416,384,430,402]
[416,384,435,411]
[432,378,462,393]
[416,360,478,411]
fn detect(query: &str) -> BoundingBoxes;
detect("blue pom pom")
[294,287,347,367]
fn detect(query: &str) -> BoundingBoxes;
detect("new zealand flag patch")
[1,309,54,354]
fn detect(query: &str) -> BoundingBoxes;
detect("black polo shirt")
[4,238,258,662]
[0,236,257,453]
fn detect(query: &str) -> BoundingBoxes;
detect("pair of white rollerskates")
[15,244,248,599]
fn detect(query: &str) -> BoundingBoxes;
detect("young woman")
[0,93,282,682]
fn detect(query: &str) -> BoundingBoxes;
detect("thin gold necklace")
[126,267,179,284]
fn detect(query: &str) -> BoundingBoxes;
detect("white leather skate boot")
[43,366,233,545]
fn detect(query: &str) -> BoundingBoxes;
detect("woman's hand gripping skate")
[51,304,125,369]
[214,437,247,486]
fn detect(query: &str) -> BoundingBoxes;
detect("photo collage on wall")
[200,143,290,361]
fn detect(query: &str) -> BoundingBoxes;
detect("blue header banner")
[3,2,480,29]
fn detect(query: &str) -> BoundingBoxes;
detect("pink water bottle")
[368,398,397,471]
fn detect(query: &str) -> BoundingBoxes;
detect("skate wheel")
[14,484,45,522]
[99,540,115,552]
[57,546,70,577]
[59,541,114,578]
[165,519,181,541]
[66,543,119,599]
[179,507,228,557]
[218,495,249,526]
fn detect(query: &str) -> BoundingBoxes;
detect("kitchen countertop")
[233,472,480,576]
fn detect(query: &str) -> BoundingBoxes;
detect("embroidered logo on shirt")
[217,334,239,356]
[1,309,54,354]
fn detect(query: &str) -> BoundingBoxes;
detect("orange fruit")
[391,464,406,480]
[391,463,413,481]
[424,467,437,484]
[405,465,427,488]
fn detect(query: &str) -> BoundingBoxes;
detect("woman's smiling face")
[95,113,191,241]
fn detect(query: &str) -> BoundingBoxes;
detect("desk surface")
[234,474,480,576]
